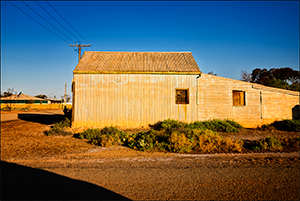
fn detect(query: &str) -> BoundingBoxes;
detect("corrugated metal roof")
[0,94,45,101]
[73,51,201,74]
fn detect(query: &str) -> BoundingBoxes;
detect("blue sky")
[1,1,299,99]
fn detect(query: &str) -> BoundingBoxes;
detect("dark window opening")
[233,90,245,106]
[176,89,189,104]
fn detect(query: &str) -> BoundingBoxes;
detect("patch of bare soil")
[1,120,96,161]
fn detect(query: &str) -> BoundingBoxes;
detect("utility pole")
[70,43,91,62]
[64,82,67,105]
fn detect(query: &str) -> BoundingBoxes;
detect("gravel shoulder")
[1,113,299,200]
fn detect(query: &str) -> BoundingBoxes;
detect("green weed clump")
[270,119,300,132]
[188,119,240,132]
[156,119,186,132]
[79,128,102,140]
[127,130,156,151]
[79,126,128,147]
[252,136,283,151]
[155,119,243,133]
[46,118,71,136]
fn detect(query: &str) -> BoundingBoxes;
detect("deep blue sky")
[1,1,299,98]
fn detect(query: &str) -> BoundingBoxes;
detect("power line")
[8,0,70,44]
[48,85,71,96]
[9,0,94,52]
[35,0,82,44]
[46,1,90,44]
[22,1,76,44]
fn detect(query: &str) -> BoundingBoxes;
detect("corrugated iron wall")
[73,74,198,127]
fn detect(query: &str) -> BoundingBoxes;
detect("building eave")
[73,71,202,75]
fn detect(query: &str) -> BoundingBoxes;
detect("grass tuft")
[252,136,282,151]
[45,118,71,136]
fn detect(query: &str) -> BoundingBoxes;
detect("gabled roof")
[73,51,201,74]
[0,94,44,101]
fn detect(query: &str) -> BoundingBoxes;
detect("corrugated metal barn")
[72,51,300,128]
[72,51,201,127]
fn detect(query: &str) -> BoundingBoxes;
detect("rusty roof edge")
[73,71,202,75]
[251,84,300,96]
[84,51,193,53]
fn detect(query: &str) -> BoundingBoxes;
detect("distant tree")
[1,88,18,111]
[35,94,47,99]
[240,70,252,82]
[61,94,71,103]
[1,88,15,97]
[208,71,217,76]
[250,67,299,91]
[27,99,35,104]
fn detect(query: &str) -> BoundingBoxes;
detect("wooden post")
[64,82,67,105]
[70,43,91,62]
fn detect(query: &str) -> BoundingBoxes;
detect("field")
[1,110,299,200]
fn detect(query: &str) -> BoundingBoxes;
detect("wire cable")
[48,85,66,96]
[35,1,82,44]
[8,0,70,44]
[22,1,76,44]
[46,1,90,44]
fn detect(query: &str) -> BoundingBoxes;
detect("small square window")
[176,89,189,104]
[233,90,245,106]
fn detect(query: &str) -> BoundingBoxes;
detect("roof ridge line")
[84,51,192,53]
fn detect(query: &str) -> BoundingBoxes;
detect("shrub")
[188,119,241,132]
[260,124,276,131]
[156,119,187,131]
[252,136,282,151]
[270,119,300,132]
[225,119,243,129]
[78,126,130,147]
[154,141,169,151]
[75,119,244,153]
[192,130,243,153]
[221,138,244,153]
[79,128,102,140]
[46,118,71,136]
[63,107,72,119]
[168,131,194,153]
[194,130,222,152]
[95,135,116,147]
[154,119,242,133]
[280,136,300,150]
[90,126,127,147]
[127,130,156,151]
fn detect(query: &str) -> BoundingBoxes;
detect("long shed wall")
[197,74,299,127]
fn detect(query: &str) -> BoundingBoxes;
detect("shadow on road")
[0,160,131,200]
[18,113,66,125]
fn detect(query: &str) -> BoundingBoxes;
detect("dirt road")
[1,111,299,200]
[1,109,64,122]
